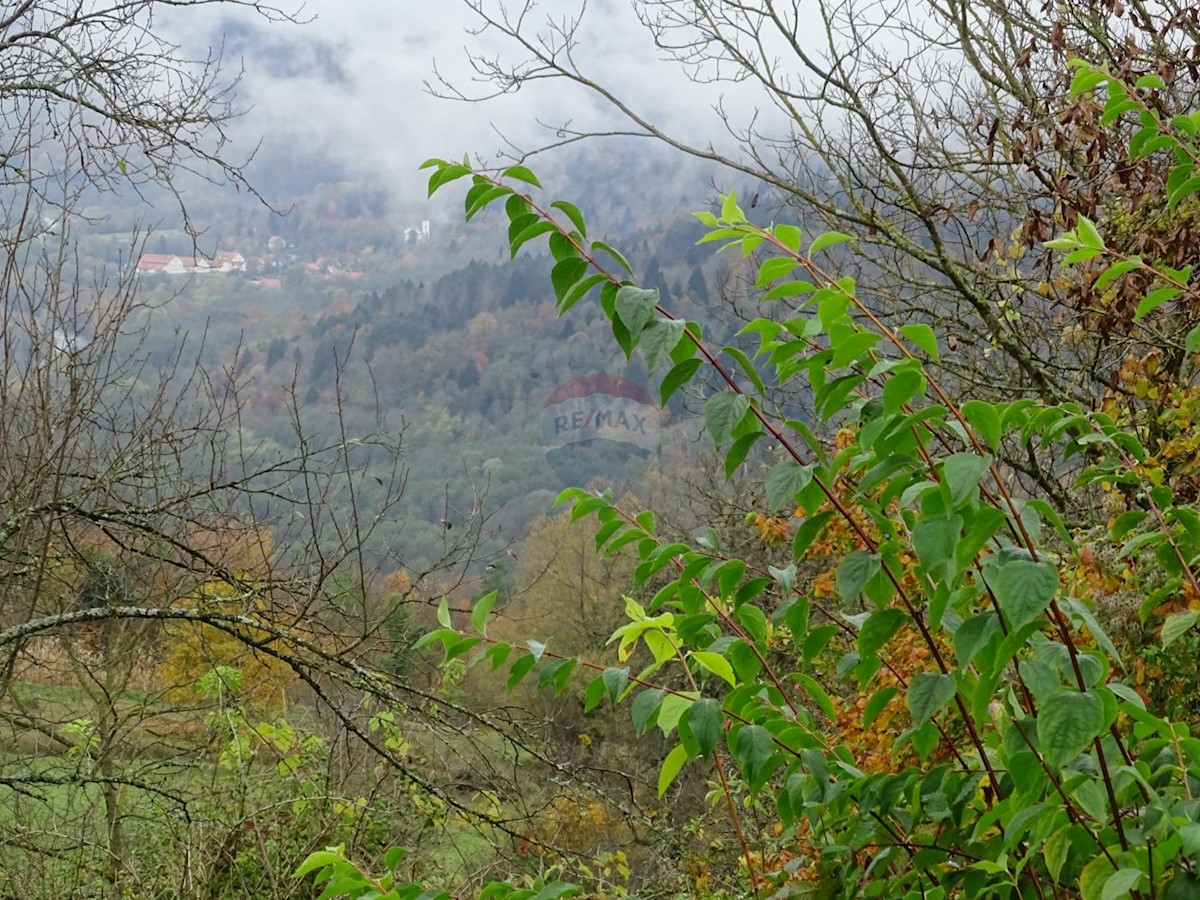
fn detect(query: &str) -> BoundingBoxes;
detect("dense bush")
[301,62,1200,899]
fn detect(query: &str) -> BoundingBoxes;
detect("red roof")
[136,253,187,270]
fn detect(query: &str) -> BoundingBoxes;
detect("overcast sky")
[190,0,763,204]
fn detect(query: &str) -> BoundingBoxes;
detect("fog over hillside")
[160,1,772,213]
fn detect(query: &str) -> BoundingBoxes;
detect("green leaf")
[1037,690,1104,765]
[765,462,813,513]
[1075,215,1104,250]
[1170,175,1200,211]
[507,653,537,689]
[686,698,723,756]
[724,430,765,478]
[614,286,658,339]
[720,191,744,223]
[660,358,702,406]
[762,279,817,301]
[293,850,349,878]
[1064,247,1103,266]
[987,558,1059,629]
[863,686,900,728]
[631,689,664,735]
[774,223,801,251]
[510,220,559,258]
[1181,822,1200,859]
[831,331,883,369]
[803,625,839,662]
[426,163,472,197]
[657,692,694,736]
[658,743,689,797]
[836,551,881,602]
[1186,322,1200,353]
[503,165,542,188]
[559,273,608,314]
[858,608,907,659]
[692,651,737,687]
[1134,286,1181,320]
[942,453,992,506]
[436,598,451,629]
[1101,869,1144,900]
[906,672,956,724]
[883,368,926,413]
[736,604,768,646]
[1080,857,1117,900]
[1162,609,1199,648]
[639,319,686,372]
[912,513,962,578]
[1044,825,1071,883]
[733,725,776,789]
[471,592,496,636]
[591,240,634,275]
[550,257,589,303]
[757,257,797,286]
[703,391,751,448]
[961,400,1002,451]
[808,231,855,255]
[602,666,629,703]
[583,674,606,712]
[465,185,512,221]
[899,323,939,359]
[1093,258,1141,292]
[722,345,766,394]
[794,673,837,718]
[538,658,577,695]
[953,614,998,667]
[550,199,587,237]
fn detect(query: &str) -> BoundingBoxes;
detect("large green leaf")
[899,323,939,359]
[471,591,496,636]
[733,725,776,790]
[686,698,723,756]
[1162,609,1199,648]
[692,651,737,687]
[941,453,992,506]
[656,692,695,736]
[615,286,658,338]
[660,358,702,405]
[631,688,664,735]
[906,672,956,724]
[602,666,629,703]
[1037,690,1104,765]
[639,318,687,372]
[858,608,907,659]
[704,391,751,448]
[986,558,1059,629]
[1101,869,1144,900]
[912,513,962,577]
[953,613,999,667]
[658,743,689,798]
[765,462,814,513]
[836,551,881,602]
[550,257,589,303]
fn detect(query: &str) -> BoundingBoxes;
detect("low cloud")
[172,1,767,208]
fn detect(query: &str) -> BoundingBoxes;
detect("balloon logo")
[540,373,660,486]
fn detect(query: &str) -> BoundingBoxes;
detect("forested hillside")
[96,141,750,570]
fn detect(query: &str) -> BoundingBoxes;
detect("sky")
[176,0,767,206]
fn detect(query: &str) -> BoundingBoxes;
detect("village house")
[135,249,246,276]
[403,220,431,244]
